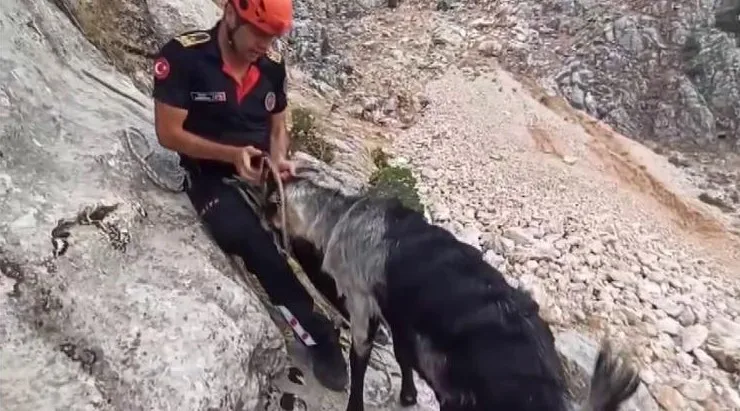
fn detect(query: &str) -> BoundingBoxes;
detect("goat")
[263,165,640,411]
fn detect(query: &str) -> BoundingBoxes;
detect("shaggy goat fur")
[264,166,641,411]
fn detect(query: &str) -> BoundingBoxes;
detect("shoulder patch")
[174,31,211,48]
[266,41,284,64]
[153,57,171,80]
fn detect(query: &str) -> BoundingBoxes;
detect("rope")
[224,161,397,407]
[122,128,184,192]
[123,127,397,405]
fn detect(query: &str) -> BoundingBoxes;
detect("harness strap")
[221,174,286,257]
[222,167,354,330]
[220,153,291,255]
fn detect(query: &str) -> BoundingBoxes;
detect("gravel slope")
[387,66,740,410]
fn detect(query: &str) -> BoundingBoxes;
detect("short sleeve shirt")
[151,22,288,169]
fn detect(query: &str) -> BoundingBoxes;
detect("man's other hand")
[234,146,265,184]
[272,157,296,181]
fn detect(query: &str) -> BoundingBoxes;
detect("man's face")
[226,7,277,63]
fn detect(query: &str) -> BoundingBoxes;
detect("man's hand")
[272,156,296,181]
[233,146,265,184]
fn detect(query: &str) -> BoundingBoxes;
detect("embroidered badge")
[174,31,211,47]
[265,91,276,111]
[153,57,170,80]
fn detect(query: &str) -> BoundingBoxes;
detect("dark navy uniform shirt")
[151,21,287,173]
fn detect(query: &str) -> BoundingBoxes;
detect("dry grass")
[74,0,159,84]
[370,146,391,168]
[288,107,336,164]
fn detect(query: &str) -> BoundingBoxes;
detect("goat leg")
[391,329,418,406]
[346,316,380,411]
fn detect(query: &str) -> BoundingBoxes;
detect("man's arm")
[267,51,291,161]
[269,110,290,161]
[152,41,240,165]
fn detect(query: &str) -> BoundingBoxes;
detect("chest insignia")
[191,91,227,102]
[175,31,211,48]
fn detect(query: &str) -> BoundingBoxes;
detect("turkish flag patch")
[153,57,170,80]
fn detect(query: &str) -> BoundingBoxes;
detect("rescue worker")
[150,0,349,391]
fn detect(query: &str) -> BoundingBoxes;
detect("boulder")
[706,317,740,374]
[0,0,286,410]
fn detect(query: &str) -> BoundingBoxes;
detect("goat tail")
[579,339,641,411]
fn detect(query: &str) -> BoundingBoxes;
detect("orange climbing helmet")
[230,0,293,36]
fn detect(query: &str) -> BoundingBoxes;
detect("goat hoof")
[400,392,417,407]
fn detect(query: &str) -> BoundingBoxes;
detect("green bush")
[367,159,424,213]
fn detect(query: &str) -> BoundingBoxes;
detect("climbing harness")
[124,126,397,405]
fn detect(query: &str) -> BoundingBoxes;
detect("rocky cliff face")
[426,0,740,231]
[0,0,286,409]
[0,1,397,410]
[455,0,740,152]
[289,0,388,91]
[3,0,739,410]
